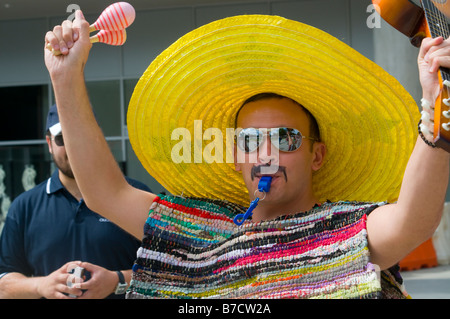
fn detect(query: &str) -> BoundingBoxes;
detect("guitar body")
[373,0,450,152]
[372,0,428,46]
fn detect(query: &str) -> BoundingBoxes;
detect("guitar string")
[425,0,450,129]
[434,2,450,84]
[425,1,450,81]
[433,0,450,127]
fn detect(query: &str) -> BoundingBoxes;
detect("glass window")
[0,144,51,199]
[0,85,48,141]
[0,144,51,233]
[0,84,49,233]
[85,80,122,137]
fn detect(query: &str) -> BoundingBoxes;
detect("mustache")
[251,164,287,181]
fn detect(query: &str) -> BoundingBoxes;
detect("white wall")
[0,0,380,196]
[0,0,374,86]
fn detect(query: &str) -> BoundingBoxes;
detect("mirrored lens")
[237,128,263,153]
[237,127,303,153]
[54,134,64,146]
[274,128,302,152]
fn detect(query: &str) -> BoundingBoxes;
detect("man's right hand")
[36,261,85,299]
[44,10,92,81]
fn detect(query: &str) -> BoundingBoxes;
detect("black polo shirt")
[0,170,150,298]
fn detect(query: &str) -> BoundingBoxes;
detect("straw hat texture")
[127,15,420,207]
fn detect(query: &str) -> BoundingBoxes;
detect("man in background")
[0,104,151,299]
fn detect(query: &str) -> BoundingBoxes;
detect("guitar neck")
[421,0,450,151]
[422,0,450,78]
[422,1,450,37]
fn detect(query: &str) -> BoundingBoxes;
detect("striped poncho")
[127,195,409,299]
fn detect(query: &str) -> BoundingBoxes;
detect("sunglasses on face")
[51,134,64,147]
[236,127,316,153]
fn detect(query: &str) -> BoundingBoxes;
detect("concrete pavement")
[401,265,450,299]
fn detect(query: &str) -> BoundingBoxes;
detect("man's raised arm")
[367,36,450,270]
[44,10,155,239]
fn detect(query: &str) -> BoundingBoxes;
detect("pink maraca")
[91,29,127,46]
[89,2,135,33]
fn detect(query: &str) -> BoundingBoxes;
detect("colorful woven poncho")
[127,195,409,299]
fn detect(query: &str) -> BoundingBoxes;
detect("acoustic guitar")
[373,0,450,152]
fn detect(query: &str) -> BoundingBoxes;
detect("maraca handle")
[45,37,99,56]
[46,40,95,56]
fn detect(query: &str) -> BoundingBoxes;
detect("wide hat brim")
[128,15,420,207]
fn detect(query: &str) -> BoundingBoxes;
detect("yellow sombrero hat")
[127,15,420,207]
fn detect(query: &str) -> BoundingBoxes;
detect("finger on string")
[429,56,450,73]
[426,42,450,64]
[422,37,444,61]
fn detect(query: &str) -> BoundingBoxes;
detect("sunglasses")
[236,127,316,153]
[51,134,64,147]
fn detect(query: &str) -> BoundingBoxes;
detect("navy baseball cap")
[45,104,61,136]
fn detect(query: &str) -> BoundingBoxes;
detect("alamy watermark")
[66,4,81,21]
[65,4,383,29]
[171,120,279,174]
[367,4,382,29]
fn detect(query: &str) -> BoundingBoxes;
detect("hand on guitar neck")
[374,0,450,152]
[418,36,447,143]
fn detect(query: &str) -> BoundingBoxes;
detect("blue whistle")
[258,176,272,193]
[233,176,272,226]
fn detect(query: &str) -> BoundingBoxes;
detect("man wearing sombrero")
[43,11,449,299]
